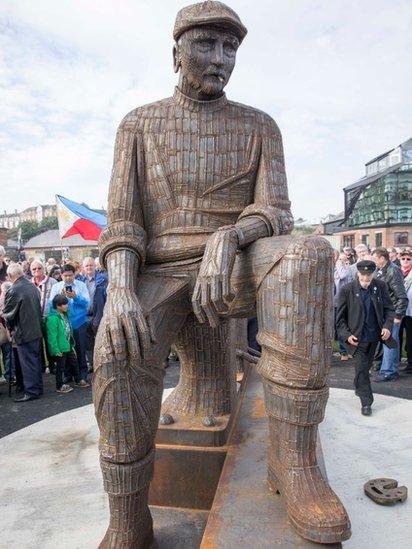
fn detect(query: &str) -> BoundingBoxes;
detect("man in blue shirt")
[49,264,90,383]
[79,256,108,373]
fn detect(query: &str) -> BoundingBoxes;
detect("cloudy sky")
[1,0,411,221]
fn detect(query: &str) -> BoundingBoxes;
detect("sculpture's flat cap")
[173,1,247,43]
[356,260,376,274]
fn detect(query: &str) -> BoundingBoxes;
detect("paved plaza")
[0,359,411,548]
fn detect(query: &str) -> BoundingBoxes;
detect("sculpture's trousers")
[93,235,344,547]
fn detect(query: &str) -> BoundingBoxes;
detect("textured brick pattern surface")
[93,2,350,545]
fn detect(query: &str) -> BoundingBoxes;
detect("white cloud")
[0,0,411,220]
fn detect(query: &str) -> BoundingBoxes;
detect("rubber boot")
[99,451,155,548]
[263,381,351,544]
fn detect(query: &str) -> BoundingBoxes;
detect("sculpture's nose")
[211,42,224,67]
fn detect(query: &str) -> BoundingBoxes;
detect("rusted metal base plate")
[149,444,226,510]
[150,506,208,548]
[201,367,341,548]
[155,413,231,447]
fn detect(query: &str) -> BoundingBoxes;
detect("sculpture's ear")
[173,43,180,73]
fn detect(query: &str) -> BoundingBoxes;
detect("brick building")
[322,138,412,249]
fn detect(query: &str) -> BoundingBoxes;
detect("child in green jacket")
[46,295,89,393]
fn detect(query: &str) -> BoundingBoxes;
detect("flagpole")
[56,195,65,263]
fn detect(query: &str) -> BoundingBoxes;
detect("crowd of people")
[1,241,411,410]
[0,246,108,401]
[334,243,412,415]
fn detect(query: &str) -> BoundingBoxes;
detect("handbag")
[0,322,10,346]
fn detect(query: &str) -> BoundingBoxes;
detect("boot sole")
[267,469,351,544]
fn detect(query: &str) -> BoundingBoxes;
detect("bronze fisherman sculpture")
[93,2,351,546]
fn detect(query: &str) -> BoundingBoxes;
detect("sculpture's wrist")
[106,248,140,292]
[234,216,270,248]
[210,225,239,251]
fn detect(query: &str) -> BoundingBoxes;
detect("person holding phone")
[337,260,395,416]
[48,264,90,383]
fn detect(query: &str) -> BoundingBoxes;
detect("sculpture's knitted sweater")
[100,87,293,266]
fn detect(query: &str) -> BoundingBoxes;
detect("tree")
[19,220,42,243]
[40,216,58,232]
[16,216,59,243]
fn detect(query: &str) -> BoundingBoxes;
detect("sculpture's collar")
[173,87,228,112]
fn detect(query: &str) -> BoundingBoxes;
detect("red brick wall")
[337,225,411,249]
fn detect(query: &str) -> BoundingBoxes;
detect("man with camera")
[48,264,90,385]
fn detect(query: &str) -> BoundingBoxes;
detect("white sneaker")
[0,376,7,385]
[57,384,73,394]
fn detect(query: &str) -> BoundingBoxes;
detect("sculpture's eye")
[224,43,236,57]
[196,39,213,52]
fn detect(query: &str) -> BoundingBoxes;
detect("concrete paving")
[320,389,412,549]
[0,387,410,548]
[1,357,411,438]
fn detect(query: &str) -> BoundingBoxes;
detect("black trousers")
[13,347,24,391]
[55,351,80,389]
[352,341,378,406]
[16,338,43,397]
[85,318,96,369]
[247,317,261,353]
[403,316,412,366]
[72,323,88,381]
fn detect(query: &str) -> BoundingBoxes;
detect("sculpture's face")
[177,26,239,96]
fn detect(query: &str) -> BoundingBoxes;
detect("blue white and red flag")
[56,195,106,241]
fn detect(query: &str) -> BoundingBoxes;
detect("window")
[343,235,355,248]
[375,233,382,247]
[361,234,370,246]
[366,161,378,176]
[389,147,401,166]
[378,156,389,172]
[394,232,409,246]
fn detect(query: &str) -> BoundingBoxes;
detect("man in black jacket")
[372,247,408,381]
[2,263,43,402]
[337,260,395,415]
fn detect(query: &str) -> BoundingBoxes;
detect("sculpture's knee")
[284,235,334,275]
[256,235,334,390]
[93,354,163,464]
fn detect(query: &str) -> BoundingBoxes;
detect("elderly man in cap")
[94,2,350,546]
[337,260,395,415]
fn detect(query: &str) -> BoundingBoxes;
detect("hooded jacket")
[46,309,75,356]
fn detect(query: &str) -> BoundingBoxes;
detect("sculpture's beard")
[201,74,225,95]
[182,71,226,97]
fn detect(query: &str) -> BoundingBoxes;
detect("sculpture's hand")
[192,226,238,327]
[101,287,155,362]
